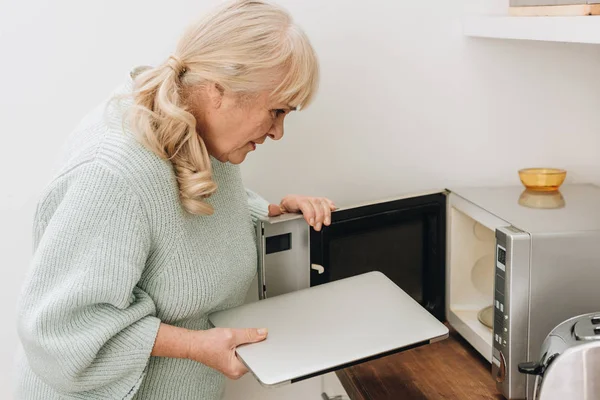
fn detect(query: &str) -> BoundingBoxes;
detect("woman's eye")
[272,109,286,118]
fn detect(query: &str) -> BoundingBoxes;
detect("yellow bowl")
[518,168,566,192]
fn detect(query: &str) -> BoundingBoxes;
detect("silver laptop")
[208,271,448,387]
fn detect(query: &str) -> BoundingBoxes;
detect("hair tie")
[167,55,187,78]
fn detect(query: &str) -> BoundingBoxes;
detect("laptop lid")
[208,271,449,387]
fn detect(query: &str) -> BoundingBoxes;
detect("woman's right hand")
[187,327,268,380]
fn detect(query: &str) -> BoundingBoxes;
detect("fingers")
[226,328,267,379]
[280,195,336,231]
[310,198,325,231]
[268,204,283,217]
[320,199,332,227]
[227,355,250,380]
[308,198,333,231]
[326,198,336,211]
[299,199,316,228]
[233,328,268,346]
[279,196,298,214]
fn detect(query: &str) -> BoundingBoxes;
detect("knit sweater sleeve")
[17,162,161,399]
[246,188,270,222]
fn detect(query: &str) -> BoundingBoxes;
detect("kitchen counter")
[336,325,504,400]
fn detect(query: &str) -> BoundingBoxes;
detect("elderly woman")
[15,1,332,399]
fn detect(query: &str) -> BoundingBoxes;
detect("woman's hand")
[187,327,268,380]
[269,195,336,231]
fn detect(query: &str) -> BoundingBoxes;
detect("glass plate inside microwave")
[477,305,494,329]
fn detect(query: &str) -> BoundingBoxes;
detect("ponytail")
[129,58,216,215]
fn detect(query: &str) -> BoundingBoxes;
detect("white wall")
[2,0,600,397]
[242,1,600,204]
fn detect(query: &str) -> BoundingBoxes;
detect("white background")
[2,0,600,397]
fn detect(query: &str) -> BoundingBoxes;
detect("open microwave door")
[254,190,448,320]
[209,271,449,387]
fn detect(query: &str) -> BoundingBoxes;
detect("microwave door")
[310,192,447,321]
[257,215,311,300]
[257,190,447,319]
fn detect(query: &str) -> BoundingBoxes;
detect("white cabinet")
[463,15,600,44]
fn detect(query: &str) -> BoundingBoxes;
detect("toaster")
[518,312,600,400]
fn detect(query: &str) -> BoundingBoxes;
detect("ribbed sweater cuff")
[115,316,161,400]
[248,198,270,220]
[246,189,271,221]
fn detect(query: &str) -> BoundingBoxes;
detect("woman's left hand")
[268,195,336,231]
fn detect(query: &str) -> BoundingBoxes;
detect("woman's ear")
[206,82,225,110]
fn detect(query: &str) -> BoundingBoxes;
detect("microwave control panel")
[494,245,508,352]
[493,227,530,400]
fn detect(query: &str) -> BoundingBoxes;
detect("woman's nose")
[268,122,284,141]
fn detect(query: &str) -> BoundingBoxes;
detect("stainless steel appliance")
[461,185,600,399]
[518,312,600,400]
[255,184,600,399]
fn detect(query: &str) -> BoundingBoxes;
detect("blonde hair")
[129,0,319,215]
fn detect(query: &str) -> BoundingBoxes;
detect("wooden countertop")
[336,325,504,400]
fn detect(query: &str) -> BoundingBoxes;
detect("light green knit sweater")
[15,78,271,399]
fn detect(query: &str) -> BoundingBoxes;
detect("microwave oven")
[254,184,600,400]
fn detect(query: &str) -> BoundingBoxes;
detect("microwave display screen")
[498,247,506,265]
[327,219,424,303]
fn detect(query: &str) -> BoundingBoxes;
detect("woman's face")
[194,85,293,164]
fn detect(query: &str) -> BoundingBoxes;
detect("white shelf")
[463,15,600,44]
[448,307,493,363]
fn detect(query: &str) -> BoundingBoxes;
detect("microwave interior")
[447,204,499,362]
